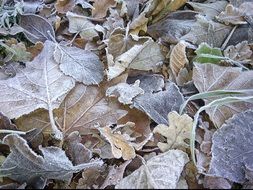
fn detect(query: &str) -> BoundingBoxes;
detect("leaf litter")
[0,0,253,189]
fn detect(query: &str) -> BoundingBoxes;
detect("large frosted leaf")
[19,14,55,43]
[0,134,103,188]
[208,109,253,183]
[193,63,253,127]
[54,45,104,85]
[0,40,75,119]
[115,150,189,189]
[133,82,184,124]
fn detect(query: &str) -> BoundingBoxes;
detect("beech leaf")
[208,109,253,183]
[19,14,55,43]
[115,150,189,189]
[0,134,103,189]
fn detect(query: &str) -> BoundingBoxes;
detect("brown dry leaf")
[170,40,189,77]
[97,124,136,160]
[26,42,44,60]
[55,0,75,14]
[153,111,193,152]
[0,112,18,139]
[216,2,253,25]
[193,63,253,127]
[116,150,189,189]
[224,41,252,63]
[91,0,117,19]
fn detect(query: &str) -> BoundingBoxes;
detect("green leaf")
[194,42,223,63]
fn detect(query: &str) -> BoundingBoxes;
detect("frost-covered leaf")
[19,14,55,43]
[208,109,253,183]
[187,1,228,19]
[107,38,164,80]
[97,124,136,160]
[216,3,253,25]
[0,40,75,119]
[91,0,117,19]
[55,0,75,14]
[133,82,184,124]
[0,134,103,189]
[16,83,127,135]
[153,111,193,152]
[66,12,99,40]
[54,44,104,85]
[106,80,144,105]
[170,40,189,77]
[224,41,252,63]
[194,43,223,64]
[193,63,253,127]
[0,112,18,139]
[115,150,189,189]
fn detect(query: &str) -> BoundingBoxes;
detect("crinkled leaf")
[19,14,55,43]
[193,63,253,127]
[0,134,103,188]
[133,82,184,124]
[106,80,144,105]
[55,0,75,14]
[208,109,253,183]
[54,44,104,85]
[170,40,189,77]
[194,43,223,64]
[91,0,116,19]
[115,150,189,189]
[153,111,193,152]
[97,124,136,160]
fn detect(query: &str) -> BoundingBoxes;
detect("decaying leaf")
[54,44,104,85]
[91,0,117,19]
[19,14,55,43]
[170,40,189,77]
[216,2,253,25]
[66,12,99,40]
[115,150,189,189]
[0,134,103,189]
[55,0,75,14]
[153,111,193,152]
[193,63,253,127]
[97,124,136,160]
[224,41,252,63]
[106,80,144,104]
[208,109,253,183]
[0,112,18,139]
[194,42,223,64]
[133,82,184,124]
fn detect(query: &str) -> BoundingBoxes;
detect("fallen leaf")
[64,131,92,165]
[208,109,253,183]
[107,37,164,80]
[20,0,44,14]
[187,1,228,19]
[100,160,131,188]
[66,12,99,40]
[216,2,253,25]
[115,150,189,189]
[0,134,103,188]
[26,41,44,60]
[170,40,189,77]
[0,112,18,139]
[97,124,136,160]
[133,82,184,124]
[55,0,75,14]
[224,40,252,63]
[194,42,223,64]
[106,80,144,105]
[19,14,55,43]
[193,63,253,127]
[153,111,193,152]
[54,44,104,85]
[91,0,117,19]
[203,176,232,189]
